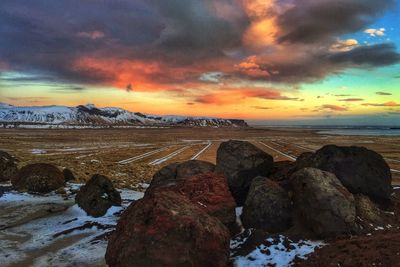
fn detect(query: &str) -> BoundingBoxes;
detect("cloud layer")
[0,0,399,97]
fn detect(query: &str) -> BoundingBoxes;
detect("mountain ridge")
[0,103,248,128]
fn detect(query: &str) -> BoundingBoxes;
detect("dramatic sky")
[0,0,399,124]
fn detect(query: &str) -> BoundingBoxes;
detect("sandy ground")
[1,127,399,188]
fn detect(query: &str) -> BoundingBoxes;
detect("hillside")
[0,103,248,128]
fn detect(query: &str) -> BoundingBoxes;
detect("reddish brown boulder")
[0,150,18,182]
[148,160,215,192]
[12,163,64,193]
[105,189,230,267]
[173,172,238,234]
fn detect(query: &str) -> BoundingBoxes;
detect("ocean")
[256,125,400,136]
[316,127,400,136]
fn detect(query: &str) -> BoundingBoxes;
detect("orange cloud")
[321,104,348,111]
[236,56,272,78]
[241,0,279,49]
[194,87,298,105]
[363,101,400,107]
[339,98,364,102]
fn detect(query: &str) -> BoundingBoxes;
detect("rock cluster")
[106,140,394,266]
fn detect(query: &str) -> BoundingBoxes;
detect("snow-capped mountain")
[0,103,248,127]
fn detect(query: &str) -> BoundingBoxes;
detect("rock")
[297,145,392,200]
[216,140,274,206]
[171,172,238,234]
[291,168,356,238]
[63,168,75,182]
[269,160,296,181]
[148,160,215,192]
[295,152,315,170]
[12,163,64,193]
[0,150,18,182]
[75,174,121,217]
[355,194,385,228]
[105,189,230,267]
[241,177,292,232]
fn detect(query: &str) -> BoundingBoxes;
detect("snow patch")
[0,183,143,267]
[31,149,47,154]
[230,230,325,267]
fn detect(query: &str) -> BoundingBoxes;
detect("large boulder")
[171,172,237,234]
[105,189,230,267]
[148,160,215,192]
[63,168,75,182]
[0,150,18,182]
[75,174,121,217]
[296,145,392,200]
[12,163,64,193]
[216,140,274,205]
[241,177,292,232]
[269,160,297,182]
[291,168,356,238]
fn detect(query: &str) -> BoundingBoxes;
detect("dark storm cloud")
[0,0,399,88]
[277,0,396,43]
[0,0,250,84]
[0,0,163,83]
[329,43,400,66]
[151,0,248,51]
[243,42,400,83]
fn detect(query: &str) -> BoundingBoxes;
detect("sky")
[0,0,399,124]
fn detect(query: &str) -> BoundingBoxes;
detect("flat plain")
[1,127,399,189]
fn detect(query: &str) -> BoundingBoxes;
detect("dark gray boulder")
[63,168,75,182]
[0,150,18,182]
[75,174,121,217]
[241,177,292,232]
[12,163,64,193]
[295,145,392,200]
[216,140,274,205]
[291,168,356,238]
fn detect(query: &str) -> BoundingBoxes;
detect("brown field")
[1,127,400,189]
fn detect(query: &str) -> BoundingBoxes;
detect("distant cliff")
[0,103,248,128]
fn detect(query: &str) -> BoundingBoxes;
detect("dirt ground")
[1,127,399,189]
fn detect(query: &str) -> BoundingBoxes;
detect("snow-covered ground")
[0,183,143,267]
[230,229,325,267]
[1,183,324,267]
